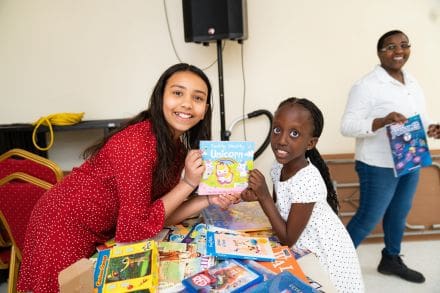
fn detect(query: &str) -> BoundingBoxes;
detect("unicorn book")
[198,141,255,195]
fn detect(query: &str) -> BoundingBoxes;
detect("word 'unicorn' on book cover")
[198,141,255,195]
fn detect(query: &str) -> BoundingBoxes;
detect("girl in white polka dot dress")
[241,97,364,292]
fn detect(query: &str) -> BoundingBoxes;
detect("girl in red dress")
[17,63,239,293]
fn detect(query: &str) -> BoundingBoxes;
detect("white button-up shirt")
[341,65,431,168]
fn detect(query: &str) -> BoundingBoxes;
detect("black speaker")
[182,0,247,43]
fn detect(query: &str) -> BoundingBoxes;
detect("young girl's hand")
[183,150,205,187]
[247,169,271,200]
[240,188,258,201]
[208,193,241,210]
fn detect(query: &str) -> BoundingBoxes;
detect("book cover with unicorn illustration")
[198,141,255,195]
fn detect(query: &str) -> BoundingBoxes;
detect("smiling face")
[378,32,410,75]
[162,71,209,139]
[271,104,318,176]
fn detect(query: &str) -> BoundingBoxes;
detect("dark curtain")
[0,130,47,157]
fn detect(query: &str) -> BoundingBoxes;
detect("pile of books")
[90,141,330,292]
[91,219,324,292]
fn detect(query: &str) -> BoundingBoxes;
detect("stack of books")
[90,141,331,292]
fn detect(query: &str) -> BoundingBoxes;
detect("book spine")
[93,249,110,293]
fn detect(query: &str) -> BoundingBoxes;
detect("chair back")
[0,149,63,293]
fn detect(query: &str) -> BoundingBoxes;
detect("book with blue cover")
[386,114,432,177]
[198,140,255,195]
[205,228,275,262]
[243,271,319,293]
[182,259,263,293]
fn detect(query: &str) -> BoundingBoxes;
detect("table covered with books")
[59,201,336,293]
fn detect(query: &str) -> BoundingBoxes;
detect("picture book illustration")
[182,259,263,293]
[157,241,215,292]
[206,228,275,262]
[202,201,272,232]
[93,240,158,293]
[386,114,432,177]
[198,141,255,195]
[258,246,308,283]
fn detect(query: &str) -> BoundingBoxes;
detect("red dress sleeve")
[103,122,166,242]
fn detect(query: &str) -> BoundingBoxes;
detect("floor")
[1,240,439,292]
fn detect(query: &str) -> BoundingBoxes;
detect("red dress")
[17,121,185,293]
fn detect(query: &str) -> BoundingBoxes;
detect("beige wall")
[1,0,439,172]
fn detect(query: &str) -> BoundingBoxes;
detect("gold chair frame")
[0,149,63,293]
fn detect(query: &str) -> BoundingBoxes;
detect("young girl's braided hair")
[277,97,339,214]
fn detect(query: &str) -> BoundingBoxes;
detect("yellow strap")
[32,112,84,151]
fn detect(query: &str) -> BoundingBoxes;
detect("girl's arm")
[165,193,239,226]
[246,169,314,247]
[161,149,240,225]
[160,149,205,217]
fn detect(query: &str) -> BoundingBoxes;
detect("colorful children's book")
[206,228,275,262]
[198,140,255,195]
[258,246,308,283]
[386,114,432,177]
[157,241,215,292]
[239,259,277,281]
[182,259,263,293]
[243,271,319,293]
[93,240,159,293]
[202,201,272,232]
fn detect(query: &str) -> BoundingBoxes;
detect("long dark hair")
[277,97,339,214]
[83,63,212,187]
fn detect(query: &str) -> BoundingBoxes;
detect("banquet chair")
[0,149,63,293]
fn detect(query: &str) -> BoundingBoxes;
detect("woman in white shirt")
[340,30,439,284]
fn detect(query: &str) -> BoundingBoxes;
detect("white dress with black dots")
[271,161,364,293]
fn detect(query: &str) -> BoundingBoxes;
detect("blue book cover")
[206,229,275,262]
[386,114,432,177]
[182,259,263,293]
[243,271,319,293]
[198,140,255,195]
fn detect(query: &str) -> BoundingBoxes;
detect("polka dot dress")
[271,161,364,293]
[17,121,185,293]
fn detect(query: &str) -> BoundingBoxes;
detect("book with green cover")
[93,240,159,293]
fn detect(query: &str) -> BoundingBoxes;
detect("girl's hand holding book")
[183,150,205,187]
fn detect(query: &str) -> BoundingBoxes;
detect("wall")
[1,0,440,172]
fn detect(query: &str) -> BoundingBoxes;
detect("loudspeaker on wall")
[182,0,247,43]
